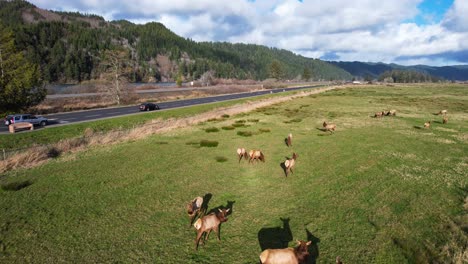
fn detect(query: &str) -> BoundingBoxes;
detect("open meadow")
[0,84,467,263]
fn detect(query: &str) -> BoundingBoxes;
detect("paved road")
[1,85,325,133]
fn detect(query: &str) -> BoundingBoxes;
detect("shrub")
[232,123,247,127]
[248,119,260,122]
[259,128,271,133]
[237,131,253,137]
[221,114,230,118]
[222,126,235,130]
[200,140,219,147]
[215,156,228,162]
[235,120,246,123]
[205,127,220,133]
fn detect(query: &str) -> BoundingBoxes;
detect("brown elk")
[424,121,431,128]
[443,116,448,124]
[374,111,383,118]
[259,240,311,264]
[336,256,343,264]
[323,121,336,133]
[249,150,265,163]
[237,148,248,163]
[388,109,397,116]
[284,153,298,177]
[286,133,292,147]
[439,109,447,115]
[187,196,204,227]
[193,208,230,250]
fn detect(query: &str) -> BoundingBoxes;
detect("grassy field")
[0,84,467,263]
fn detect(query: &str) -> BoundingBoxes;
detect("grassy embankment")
[0,84,467,263]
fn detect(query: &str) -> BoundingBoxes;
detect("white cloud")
[28,0,468,65]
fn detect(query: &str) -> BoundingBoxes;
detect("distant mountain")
[0,0,351,84]
[330,61,468,81]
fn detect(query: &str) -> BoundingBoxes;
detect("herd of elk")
[374,109,396,118]
[259,240,311,264]
[193,208,230,250]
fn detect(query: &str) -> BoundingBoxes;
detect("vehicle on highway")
[4,114,48,127]
[139,102,160,111]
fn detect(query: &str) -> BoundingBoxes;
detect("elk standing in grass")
[424,121,431,128]
[193,208,230,250]
[439,109,448,115]
[286,133,292,147]
[388,109,397,116]
[284,153,298,177]
[374,111,383,118]
[249,150,265,163]
[323,121,336,133]
[187,196,204,227]
[443,115,448,124]
[237,148,248,163]
[259,240,311,264]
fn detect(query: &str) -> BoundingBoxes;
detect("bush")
[222,126,235,130]
[237,131,253,137]
[248,119,260,122]
[200,140,219,147]
[205,127,220,133]
[221,114,230,118]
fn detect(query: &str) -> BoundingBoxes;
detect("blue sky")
[29,0,468,66]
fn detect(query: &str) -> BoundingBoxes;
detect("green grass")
[0,84,467,263]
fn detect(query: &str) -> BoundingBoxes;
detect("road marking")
[86,114,101,118]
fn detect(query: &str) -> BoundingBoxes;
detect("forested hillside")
[0,0,351,84]
[331,61,468,81]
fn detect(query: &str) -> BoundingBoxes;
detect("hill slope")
[331,61,468,81]
[0,0,351,83]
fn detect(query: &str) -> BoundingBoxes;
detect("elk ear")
[218,208,222,213]
[226,208,230,213]
[306,241,312,246]
[296,240,301,245]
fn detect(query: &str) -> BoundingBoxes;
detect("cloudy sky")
[29,0,468,66]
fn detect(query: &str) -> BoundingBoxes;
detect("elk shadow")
[413,126,422,129]
[201,193,212,216]
[284,137,289,147]
[433,120,443,124]
[305,229,321,264]
[207,200,235,216]
[258,217,293,251]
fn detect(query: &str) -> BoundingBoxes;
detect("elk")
[424,121,431,128]
[374,111,383,118]
[439,109,447,115]
[336,256,343,264]
[443,116,448,124]
[193,208,230,250]
[187,196,204,227]
[286,133,292,147]
[323,121,336,133]
[284,153,298,177]
[249,149,265,163]
[259,240,311,264]
[388,109,397,116]
[237,148,248,163]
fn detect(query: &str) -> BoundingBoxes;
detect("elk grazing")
[424,121,431,128]
[323,121,336,133]
[237,148,248,163]
[259,240,311,264]
[286,133,292,147]
[187,196,204,227]
[443,116,448,124]
[249,150,265,163]
[193,208,230,250]
[374,111,383,118]
[388,109,397,116]
[439,109,447,115]
[284,153,298,177]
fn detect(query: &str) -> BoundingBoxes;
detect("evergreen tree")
[0,25,45,113]
[269,60,283,80]
[302,67,311,81]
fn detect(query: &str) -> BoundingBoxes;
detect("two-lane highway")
[1,85,325,133]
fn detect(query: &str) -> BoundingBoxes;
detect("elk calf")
[284,153,298,177]
[424,121,431,128]
[187,196,204,227]
[323,121,336,133]
[259,240,311,264]
[286,133,292,147]
[249,150,265,163]
[193,208,230,250]
[237,148,248,163]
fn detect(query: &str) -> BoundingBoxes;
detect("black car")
[139,103,160,111]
